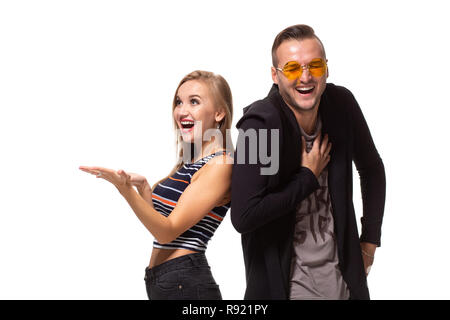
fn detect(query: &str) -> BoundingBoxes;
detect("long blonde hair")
[152,70,233,190]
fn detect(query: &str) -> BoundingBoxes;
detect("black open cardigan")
[230,83,386,300]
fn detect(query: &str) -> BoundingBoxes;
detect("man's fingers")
[320,134,329,154]
[301,136,306,154]
[312,132,321,151]
[324,141,332,157]
[323,134,329,151]
[323,155,331,167]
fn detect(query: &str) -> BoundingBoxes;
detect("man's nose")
[299,67,312,83]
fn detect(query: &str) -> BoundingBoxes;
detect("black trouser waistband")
[145,252,208,281]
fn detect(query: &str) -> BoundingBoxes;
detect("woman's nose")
[175,103,189,117]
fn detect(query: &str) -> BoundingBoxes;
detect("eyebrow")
[284,58,323,65]
[176,94,202,99]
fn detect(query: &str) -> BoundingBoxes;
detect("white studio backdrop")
[0,0,449,299]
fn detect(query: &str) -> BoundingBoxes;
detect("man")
[231,24,386,300]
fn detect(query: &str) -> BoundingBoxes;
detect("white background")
[1,0,449,299]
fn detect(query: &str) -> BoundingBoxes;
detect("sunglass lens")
[283,61,302,80]
[309,59,326,77]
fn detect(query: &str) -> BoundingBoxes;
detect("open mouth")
[180,119,195,131]
[296,86,315,95]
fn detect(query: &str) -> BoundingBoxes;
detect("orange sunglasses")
[276,58,327,80]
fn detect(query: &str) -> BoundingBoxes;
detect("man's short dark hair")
[271,24,326,67]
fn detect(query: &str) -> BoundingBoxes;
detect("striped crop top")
[152,151,230,252]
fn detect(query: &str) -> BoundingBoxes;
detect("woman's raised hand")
[79,166,154,205]
[124,172,149,190]
[79,166,136,191]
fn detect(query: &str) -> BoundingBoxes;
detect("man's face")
[271,38,328,113]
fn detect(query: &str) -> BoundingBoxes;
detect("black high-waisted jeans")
[144,252,222,300]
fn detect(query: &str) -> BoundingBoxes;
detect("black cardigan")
[231,83,386,300]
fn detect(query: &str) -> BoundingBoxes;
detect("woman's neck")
[192,140,223,162]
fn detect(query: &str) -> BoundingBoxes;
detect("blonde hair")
[152,70,233,190]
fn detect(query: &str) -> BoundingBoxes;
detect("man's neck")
[290,106,319,136]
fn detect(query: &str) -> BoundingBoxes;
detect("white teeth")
[181,121,194,125]
[297,86,314,91]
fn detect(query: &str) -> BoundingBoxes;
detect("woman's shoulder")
[191,151,233,183]
[203,151,233,172]
[208,151,233,164]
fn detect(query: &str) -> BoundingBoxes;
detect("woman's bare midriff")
[149,247,198,268]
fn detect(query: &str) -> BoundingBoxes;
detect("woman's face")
[173,80,224,144]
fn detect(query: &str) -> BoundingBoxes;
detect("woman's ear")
[215,109,226,124]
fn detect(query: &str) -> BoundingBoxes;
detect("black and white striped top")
[152,151,230,252]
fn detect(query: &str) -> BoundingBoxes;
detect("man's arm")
[231,116,320,234]
[349,92,386,248]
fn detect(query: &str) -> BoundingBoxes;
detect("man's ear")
[271,66,278,84]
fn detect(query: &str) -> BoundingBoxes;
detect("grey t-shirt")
[289,117,350,300]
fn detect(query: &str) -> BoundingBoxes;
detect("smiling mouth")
[180,120,195,130]
[296,86,315,95]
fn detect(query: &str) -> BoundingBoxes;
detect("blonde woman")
[80,71,233,300]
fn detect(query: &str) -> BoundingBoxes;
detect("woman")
[79,70,233,300]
